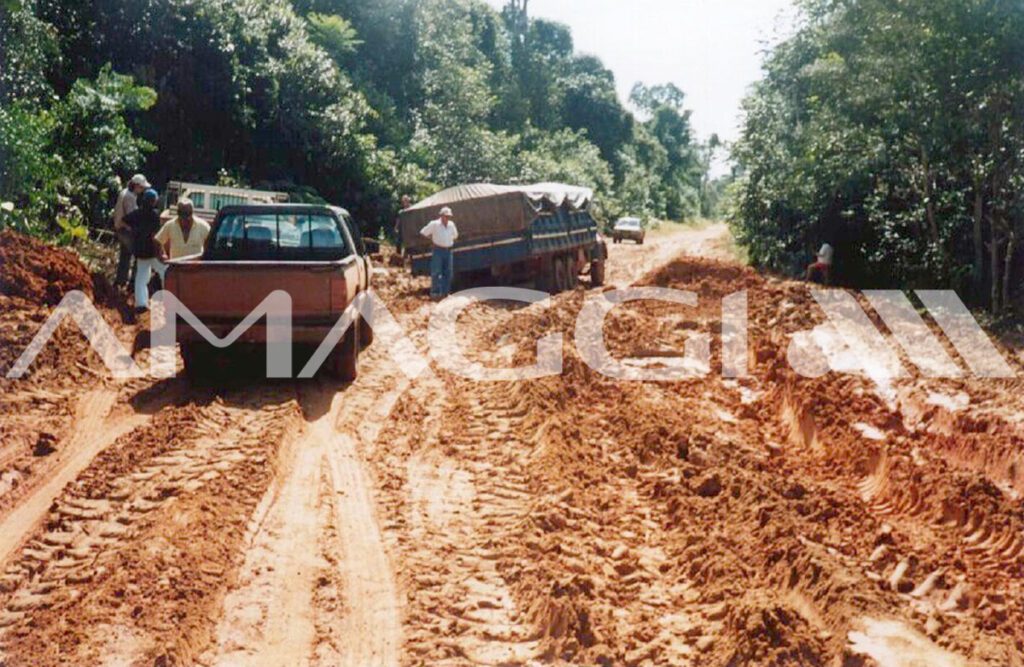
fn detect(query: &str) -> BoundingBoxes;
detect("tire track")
[0,388,298,665]
[202,416,323,666]
[0,388,150,567]
[201,335,415,666]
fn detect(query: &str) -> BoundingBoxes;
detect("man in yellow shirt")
[156,198,211,260]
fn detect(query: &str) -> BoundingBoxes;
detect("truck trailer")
[398,183,607,293]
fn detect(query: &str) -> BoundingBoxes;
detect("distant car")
[611,217,645,244]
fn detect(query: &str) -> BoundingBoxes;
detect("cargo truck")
[398,183,607,292]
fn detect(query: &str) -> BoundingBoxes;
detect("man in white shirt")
[420,206,459,298]
[806,243,834,284]
[113,173,150,286]
[155,198,211,260]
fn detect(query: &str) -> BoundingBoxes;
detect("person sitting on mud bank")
[125,189,165,313]
[156,197,210,260]
[806,243,834,285]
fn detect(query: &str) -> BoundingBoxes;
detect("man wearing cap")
[420,206,459,299]
[113,174,151,287]
[124,189,166,312]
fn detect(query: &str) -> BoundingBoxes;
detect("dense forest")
[0,0,712,240]
[4,0,1023,312]
[731,0,1024,312]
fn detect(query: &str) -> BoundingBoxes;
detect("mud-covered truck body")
[398,183,607,292]
[163,204,372,380]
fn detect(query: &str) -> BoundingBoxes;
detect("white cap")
[439,206,453,217]
[129,174,151,188]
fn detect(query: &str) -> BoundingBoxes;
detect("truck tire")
[359,316,374,349]
[181,342,210,384]
[329,325,360,381]
[590,258,606,287]
[567,256,579,289]
[554,255,568,293]
[537,255,557,294]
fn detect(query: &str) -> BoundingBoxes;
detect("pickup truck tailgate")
[165,261,343,321]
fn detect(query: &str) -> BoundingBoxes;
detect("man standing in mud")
[125,189,165,313]
[420,206,458,299]
[112,173,151,287]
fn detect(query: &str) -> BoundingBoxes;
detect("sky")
[484,0,799,174]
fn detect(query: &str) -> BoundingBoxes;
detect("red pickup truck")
[163,204,373,381]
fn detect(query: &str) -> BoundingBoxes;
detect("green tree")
[733,0,1024,311]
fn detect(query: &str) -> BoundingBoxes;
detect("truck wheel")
[537,256,557,294]
[553,256,568,293]
[359,316,374,349]
[590,258,606,287]
[181,342,209,384]
[329,326,360,381]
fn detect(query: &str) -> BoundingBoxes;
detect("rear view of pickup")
[163,204,373,381]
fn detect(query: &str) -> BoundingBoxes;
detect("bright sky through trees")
[485,0,796,171]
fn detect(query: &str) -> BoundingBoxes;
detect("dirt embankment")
[0,231,133,517]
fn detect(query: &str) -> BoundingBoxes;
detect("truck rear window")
[206,213,351,260]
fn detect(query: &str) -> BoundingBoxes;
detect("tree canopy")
[731,0,1024,312]
[0,0,713,240]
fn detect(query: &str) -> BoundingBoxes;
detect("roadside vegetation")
[731,0,1024,313]
[0,0,715,244]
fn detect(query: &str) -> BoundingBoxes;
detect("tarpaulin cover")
[399,182,593,252]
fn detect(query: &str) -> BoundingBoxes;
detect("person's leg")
[115,230,133,286]
[429,249,441,298]
[441,248,454,296]
[134,258,153,309]
[153,259,167,287]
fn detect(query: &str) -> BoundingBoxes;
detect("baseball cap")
[129,174,151,189]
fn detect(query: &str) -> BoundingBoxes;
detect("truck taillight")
[330,275,349,313]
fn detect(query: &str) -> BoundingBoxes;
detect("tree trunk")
[990,230,1002,314]
[920,147,939,244]
[1002,232,1016,314]
[972,184,985,296]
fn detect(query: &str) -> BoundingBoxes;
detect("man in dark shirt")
[125,189,165,311]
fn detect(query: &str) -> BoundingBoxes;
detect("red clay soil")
[0,231,127,519]
[389,255,1023,665]
[0,231,94,305]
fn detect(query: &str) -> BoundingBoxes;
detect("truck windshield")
[207,213,350,261]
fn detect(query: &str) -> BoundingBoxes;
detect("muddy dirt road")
[1,225,1023,665]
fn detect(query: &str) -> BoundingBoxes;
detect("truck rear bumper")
[175,320,347,345]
